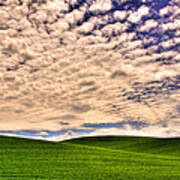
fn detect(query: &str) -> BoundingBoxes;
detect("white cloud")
[0,0,179,140]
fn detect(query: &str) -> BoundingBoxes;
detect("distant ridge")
[0,132,179,142]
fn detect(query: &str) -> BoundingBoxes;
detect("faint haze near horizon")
[0,0,179,141]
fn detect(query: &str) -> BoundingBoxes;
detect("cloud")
[176,105,180,113]
[46,114,79,121]
[0,0,179,140]
[70,104,91,113]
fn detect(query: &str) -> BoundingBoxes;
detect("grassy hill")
[0,136,179,180]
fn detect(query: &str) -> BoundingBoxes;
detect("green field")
[0,136,179,180]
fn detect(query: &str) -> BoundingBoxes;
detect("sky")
[0,0,179,141]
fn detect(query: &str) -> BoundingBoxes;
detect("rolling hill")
[0,136,179,180]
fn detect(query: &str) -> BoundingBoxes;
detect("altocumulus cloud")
[0,0,179,141]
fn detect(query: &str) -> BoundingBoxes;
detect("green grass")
[0,136,179,180]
